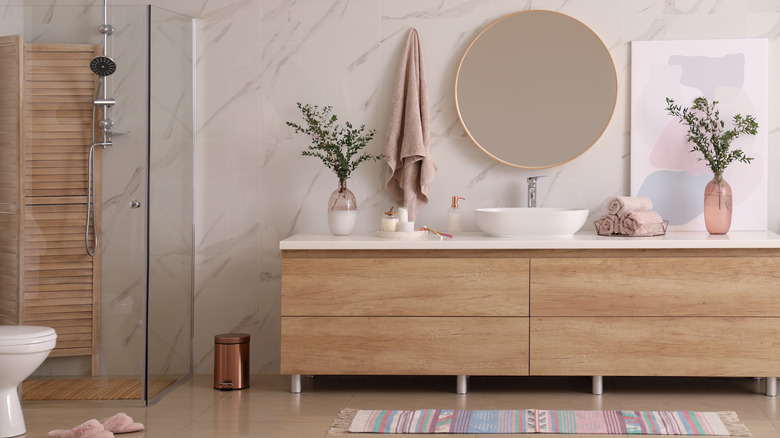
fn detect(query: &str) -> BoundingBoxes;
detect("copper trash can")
[214,333,250,390]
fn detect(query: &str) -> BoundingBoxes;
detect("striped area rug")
[330,409,751,436]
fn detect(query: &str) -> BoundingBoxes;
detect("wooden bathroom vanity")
[280,231,780,395]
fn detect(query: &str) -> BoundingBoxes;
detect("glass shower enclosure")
[0,4,194,405]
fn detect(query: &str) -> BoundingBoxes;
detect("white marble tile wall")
[5,0,780,376]
[0,1,23,34]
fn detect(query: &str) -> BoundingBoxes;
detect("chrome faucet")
[527,176,546,208]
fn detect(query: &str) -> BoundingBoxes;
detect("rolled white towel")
[597,214,620,235]
[619,210,664,236]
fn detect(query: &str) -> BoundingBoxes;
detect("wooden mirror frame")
[455,10,618,169]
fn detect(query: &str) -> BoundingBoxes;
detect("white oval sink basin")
[474,207,589,237]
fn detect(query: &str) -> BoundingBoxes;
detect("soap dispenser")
[447,196,465,233]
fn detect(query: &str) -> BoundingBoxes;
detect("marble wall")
[4,0,780,375]
[199,0,780,375]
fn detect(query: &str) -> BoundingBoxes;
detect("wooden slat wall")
[23,43,101,373]
[0,35,23,325]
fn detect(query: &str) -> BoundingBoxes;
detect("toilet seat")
[0,326,57,347]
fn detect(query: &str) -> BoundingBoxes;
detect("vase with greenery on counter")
[286,103,383,236]
[665,96,758,234]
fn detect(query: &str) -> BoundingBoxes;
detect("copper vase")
[703,171,732,235]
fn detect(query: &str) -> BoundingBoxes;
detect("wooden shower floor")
[21,377,177,401]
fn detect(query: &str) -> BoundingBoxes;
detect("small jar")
[381,211,399,232]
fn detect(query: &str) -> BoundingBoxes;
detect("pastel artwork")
[631,39,767,231]
[668,53,745,99]
[647,52,747,177]
[649,121,709,176]
[636,170,712,225]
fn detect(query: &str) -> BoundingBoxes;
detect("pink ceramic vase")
[703,172,732,235]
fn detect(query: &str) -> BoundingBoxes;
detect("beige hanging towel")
[384,28,436,221]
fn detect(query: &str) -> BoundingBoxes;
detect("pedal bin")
[214,333,250,390]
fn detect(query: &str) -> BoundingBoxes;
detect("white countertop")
[280,230,780,250]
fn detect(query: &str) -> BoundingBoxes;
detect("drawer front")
[282,257,529,316]
[530,317,780,376]
[281,317,529,375]
[530,257,780,316]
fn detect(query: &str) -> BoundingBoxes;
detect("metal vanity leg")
[290,374,302,394]
[592,376,604,396]
[456,375,469,395]
[767,377,777,397]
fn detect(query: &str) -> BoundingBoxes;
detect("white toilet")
[0,325,57,438]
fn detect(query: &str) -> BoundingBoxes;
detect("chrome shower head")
[90,56,116,77]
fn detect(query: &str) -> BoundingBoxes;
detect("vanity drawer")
[282,257,529,316]
[530,257,780,317]
[281,316,529,375]
[530,317,780,376]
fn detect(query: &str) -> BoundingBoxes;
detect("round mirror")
[455,10,617,169]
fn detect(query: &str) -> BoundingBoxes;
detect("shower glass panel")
[147,6,194,404]
[0,4,193,405]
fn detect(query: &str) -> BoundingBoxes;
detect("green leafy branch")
[286,102,383,183]
[665,96,757,173]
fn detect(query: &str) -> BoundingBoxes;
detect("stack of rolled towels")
[598,196,664,236]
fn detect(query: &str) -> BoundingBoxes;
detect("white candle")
[398,207,409,223]
[381,216,399,231]
[399,221,415,232]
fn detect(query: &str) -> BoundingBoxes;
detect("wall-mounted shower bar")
[98,0,113,102]
[103,0,108,53]
[85,0,116,257]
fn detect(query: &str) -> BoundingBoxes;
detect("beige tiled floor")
[19,375,780,437]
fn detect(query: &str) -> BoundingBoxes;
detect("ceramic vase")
[327,180,357,236]
[703,171,732,235]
